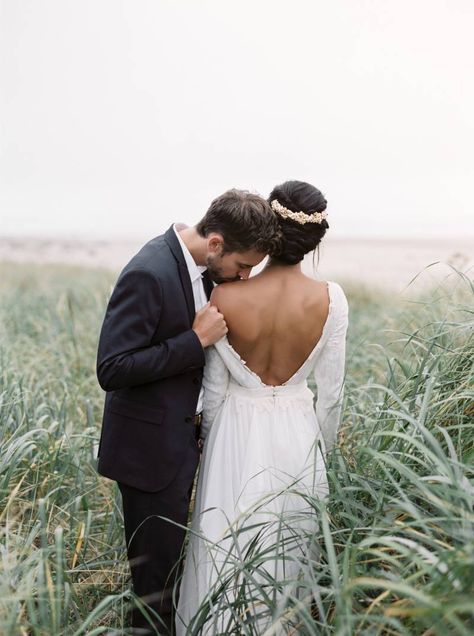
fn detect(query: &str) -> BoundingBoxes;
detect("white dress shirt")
[174,224,208,413]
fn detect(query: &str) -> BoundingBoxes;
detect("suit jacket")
[96,225,214,492]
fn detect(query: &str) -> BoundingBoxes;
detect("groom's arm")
[96,268,204,392]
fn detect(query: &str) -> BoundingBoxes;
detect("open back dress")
[176,281,349,635]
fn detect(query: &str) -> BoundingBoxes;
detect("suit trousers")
[118,434,200,635]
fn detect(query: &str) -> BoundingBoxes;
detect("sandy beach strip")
[0,235,472,292]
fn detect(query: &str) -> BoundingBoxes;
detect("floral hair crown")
[271,199,328,225]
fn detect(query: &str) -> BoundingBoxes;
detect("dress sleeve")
[313,285,349,453]
[201,343,230,441]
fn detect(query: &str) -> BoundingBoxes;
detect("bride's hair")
[268,180,329,265]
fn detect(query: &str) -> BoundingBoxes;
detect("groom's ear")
[207,233,225,254]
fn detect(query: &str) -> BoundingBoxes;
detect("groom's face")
[205,236,265,283]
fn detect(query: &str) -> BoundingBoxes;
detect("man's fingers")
[192,302,227,347]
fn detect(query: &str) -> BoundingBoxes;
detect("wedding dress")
[176,281,348,635]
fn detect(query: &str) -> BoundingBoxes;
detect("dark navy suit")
[96,225,213,633]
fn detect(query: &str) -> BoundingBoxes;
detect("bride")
[175,180,349,635]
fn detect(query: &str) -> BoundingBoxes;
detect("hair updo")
[268,180,329,265]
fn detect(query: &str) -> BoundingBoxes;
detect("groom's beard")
[205,254,240,284]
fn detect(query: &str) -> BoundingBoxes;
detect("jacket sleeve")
[200,344,230,441]
[313,288,349,453]
[96,268,205,391]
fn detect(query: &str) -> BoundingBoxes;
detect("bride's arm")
[201,343,230,441]
[313,288,349,453]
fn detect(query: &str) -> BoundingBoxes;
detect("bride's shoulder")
[327,280,347,297]
[327,281,349,319]
[311,279,347,306]
[210,280,249,312]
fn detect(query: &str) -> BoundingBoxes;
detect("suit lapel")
[202,269,215,301]
[178,263,196,324]
[164,226,195,325]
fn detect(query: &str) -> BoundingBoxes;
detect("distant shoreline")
[1,235,473,292]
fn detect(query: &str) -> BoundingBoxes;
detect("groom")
[96,189,280,634]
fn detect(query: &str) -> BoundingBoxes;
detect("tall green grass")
[0,264,128,634]
[0,262,472,635]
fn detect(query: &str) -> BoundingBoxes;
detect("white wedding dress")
[176,281,348,635]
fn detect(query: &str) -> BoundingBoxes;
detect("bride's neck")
[264,259,302,273]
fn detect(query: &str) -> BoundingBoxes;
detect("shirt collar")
[173,224,207,282]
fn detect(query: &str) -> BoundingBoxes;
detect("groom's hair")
[196,189,282,255]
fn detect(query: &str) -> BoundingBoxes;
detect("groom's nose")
[238,268,252,280]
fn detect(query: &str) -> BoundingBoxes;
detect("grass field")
[0,262,473,635]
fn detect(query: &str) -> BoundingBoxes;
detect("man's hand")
[192,303,228,348]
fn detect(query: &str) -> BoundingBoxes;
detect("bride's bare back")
[210,264,330,386]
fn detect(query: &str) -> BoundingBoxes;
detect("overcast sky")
[1,0,473,240]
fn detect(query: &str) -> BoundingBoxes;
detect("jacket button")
[185,416,193,423]
[193,377,199,385]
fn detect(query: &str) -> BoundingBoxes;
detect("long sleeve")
[313,289,349,453]
[200,343,230,441]
[96,268,205,391]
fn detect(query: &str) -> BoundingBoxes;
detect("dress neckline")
[219,281,335,388]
